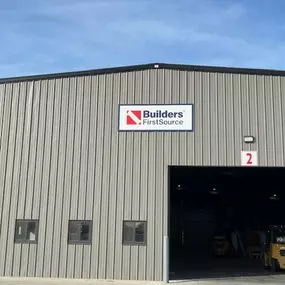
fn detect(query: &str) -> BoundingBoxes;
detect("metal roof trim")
[1,62,285,84]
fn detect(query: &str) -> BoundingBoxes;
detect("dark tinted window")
[14,220,39,243]
[68,221,92,244]
[122,221,147,245]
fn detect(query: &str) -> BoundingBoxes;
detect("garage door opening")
[169,166,285,281]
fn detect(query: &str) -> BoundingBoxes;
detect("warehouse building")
[0,63,285,282]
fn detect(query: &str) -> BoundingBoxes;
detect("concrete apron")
[170,275,285,284]
[0,278,162,285]
[1,276,285,285]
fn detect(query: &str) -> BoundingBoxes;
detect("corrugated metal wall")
[0,68,285,281]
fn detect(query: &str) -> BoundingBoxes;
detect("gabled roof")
[1,62,285,84]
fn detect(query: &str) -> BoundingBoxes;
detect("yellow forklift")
[264,225,285,272]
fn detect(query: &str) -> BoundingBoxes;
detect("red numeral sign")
[246,153,253,165]
[242,151,257,166]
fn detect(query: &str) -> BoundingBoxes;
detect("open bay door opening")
[169,166,285,281]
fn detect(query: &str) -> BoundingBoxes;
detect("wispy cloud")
[0,0,285,77]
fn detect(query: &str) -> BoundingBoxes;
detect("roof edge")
[1,62,285,84]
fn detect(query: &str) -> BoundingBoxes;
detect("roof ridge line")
[0,62,285,84]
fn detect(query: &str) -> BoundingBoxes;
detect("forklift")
[264,225,285,272]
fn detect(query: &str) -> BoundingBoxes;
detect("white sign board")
[241,151,258,166]
[118,104,194,131]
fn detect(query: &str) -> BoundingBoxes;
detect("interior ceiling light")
[176,184,183,190]
[210,187,219,195]
[269,194,280,201]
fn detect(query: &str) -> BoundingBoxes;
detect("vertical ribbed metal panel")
[276,77,285,166]
[80,76,92,279]
[105,72,119,280]
[136,70,150,281]
[88,76,100,279]
[58,77,75,278]
[25,81,40,277]
[51,78,68,278]
[3,83,21,276]
[0,83,14,275]
[0,68,285,281]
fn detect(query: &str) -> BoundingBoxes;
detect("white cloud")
[0,0,284,77]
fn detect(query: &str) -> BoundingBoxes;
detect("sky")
[1,0,285,78]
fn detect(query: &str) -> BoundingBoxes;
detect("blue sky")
[0,0,285,77]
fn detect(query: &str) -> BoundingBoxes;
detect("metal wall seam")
[178,71,187,166]
[0,83,14,275]
[225,74,234,165]
[43,79,61,277]
[146,70,157,281]
[268,76,276,166]
[81,76,92,279]
[0,84,6,154]
[114,72,127,280]
[61,77,76,278]
[202,72,210,165]
[187,72,195,165]
[106,73,118,280]
[82,76,94,279]
[233,75,242,166]
[272,77,282,166]
[51,78,68,278]
[277,76,285,166]
[99,74,112,279]
[159,69,167,281]
[3,83,21,276]
[110,73,121,280]
[57,77,70,278]
[122,72,132,281]
[33,80,48,277]
[92,74,106,279]
[72,76,85,279]
[137,70,149,281]
[170,70,179,166]
[89,76,100,279]
[128,72,138,281]
[38,79,55,277]
[130,72,142,281]
[26,81,41,277]
[248,76,257,155]
[194,72,202,166]
[209,73,218,165]
[217,73,226,166]
[154,70,164,281]
[12,82,28,277]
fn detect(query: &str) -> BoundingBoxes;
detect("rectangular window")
[14,220,39,243]
[68,220,92,244]
[123,221,147,245]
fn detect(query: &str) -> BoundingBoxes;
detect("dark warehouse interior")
[169,166,285,280]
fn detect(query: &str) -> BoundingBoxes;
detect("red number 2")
[246,153,253,165]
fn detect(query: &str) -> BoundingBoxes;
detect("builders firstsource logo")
[119,105,193,131]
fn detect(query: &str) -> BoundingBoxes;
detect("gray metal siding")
[0,69,285,281]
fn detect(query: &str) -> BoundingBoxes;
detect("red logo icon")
[126,110,141,125]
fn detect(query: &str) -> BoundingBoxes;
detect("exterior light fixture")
[154,64,159,69]
[244,136,256,143]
